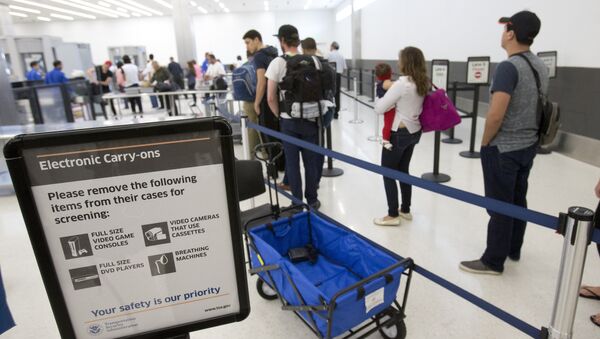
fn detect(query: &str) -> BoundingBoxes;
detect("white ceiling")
[3,0,344,23]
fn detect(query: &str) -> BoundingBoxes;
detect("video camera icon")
[141,222,170,247]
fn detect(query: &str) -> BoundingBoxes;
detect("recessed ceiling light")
[197,6,208,14]
[219,2,225,9]
[153,0,172,9]
[224,8,230,13]
[37,16,51,21]
[8,12,28,18]
[304,0,313,10]
[190,1,197,6]
[117,0,163,16]
[65,0,129,18]
[131,12,142,17]
[116,7,128,13]
[50,13,75,20]
[97,1,111,7]
[13,0,96,19]
[50,0,120,18]
[8,5,40,14]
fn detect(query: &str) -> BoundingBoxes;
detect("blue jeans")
[280,119,322,205]
[150,94,158,108]
[480,143,537,272]
[381,129,421,217]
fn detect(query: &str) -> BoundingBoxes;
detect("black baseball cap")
[273,24,299,41]
[499,11,541,45]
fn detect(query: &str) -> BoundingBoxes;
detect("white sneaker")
[398,210,413,220]
[373,216,401,226]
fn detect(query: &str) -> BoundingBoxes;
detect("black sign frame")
[431,59,450,90]
[466,56,491,85]
[537,50,558,79]
[3,117,250,339]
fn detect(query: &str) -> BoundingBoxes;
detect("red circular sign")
[475,71,482,79]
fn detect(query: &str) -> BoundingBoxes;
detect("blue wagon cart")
[244,209,414,339]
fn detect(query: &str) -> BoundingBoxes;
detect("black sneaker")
[309,200,321,210]
[508,254,520,262]
[459,260,501,275]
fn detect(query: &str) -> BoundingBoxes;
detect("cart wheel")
[256,278,278,300]
[375,306,407,339]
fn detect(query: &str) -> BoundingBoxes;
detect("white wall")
[12,10,335,67]
[336,0,600,68]
[333,0,352,59]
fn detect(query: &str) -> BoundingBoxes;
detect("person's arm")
[254,68,267,115]
[374,81,402,115]
[481,92,511,146]
[267,79,279,117]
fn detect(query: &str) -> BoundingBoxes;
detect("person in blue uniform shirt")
[25,61,42,81]
[45,60,69,84]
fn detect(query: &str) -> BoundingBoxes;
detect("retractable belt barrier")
[248,122,600,338]
[246,121,600,245]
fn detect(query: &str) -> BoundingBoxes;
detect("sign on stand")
[431,59,450,90]
[466,56,490,85]
[537,51,557,79]
[4,117,250,339]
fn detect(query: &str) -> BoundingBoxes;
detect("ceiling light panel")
[98,0,153,16]
[153,0,173,9]
[8,5,40,14]
[50,13,75,20]
[37,16,51,21]
[12,0,96,19]
[197,6,208,14]
[65,0,131,18]
[49,0,120,18]
[9,12,28,18]
[97,1,111,7]
[120,0,164,15]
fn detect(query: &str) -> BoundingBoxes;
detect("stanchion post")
[240,116,250,161]
[346,68,351,89]
[541,207,595,339]
[421,131,451,183]
[321,126,344,177]
[358,69,363,96]
[442,81,463,144]
[349,77,364,124]
[459,85,481,158]
[369,70,375,102]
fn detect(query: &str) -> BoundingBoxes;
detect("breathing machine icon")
[68,236,89,257]
[154,254,169,274]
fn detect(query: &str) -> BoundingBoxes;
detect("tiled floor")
[1,94,599,338]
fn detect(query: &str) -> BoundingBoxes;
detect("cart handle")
[253,142,284,163]
[248,264,279,274]
[329,257,414,308]
[243,204,308,235]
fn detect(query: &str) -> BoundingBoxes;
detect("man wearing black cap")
[460,11,549,275]
[265,24,322,210]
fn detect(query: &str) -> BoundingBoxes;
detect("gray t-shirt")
[489,51,549,153]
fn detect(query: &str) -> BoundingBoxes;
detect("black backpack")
[279,55,336,119]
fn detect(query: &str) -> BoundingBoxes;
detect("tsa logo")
[87,324,103,336]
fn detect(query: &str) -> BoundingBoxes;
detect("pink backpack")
[419,88,461,132]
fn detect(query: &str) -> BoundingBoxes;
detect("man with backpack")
[243,29,289,188]
[266,25,335,210]
[460,11,549,275]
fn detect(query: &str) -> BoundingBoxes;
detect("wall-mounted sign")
[466,56,490,85]
[431,59,450,90]
[4,118,249,339]
[537,51,557,79]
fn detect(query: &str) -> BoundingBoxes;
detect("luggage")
[232,62,257,101]
[419,86,461,132]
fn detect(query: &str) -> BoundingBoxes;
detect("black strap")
[514,54,542,98]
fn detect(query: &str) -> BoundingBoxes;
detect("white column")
[171,0,197,63]
[350,4,361,69]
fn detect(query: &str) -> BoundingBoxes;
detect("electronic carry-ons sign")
[4,117,250,339]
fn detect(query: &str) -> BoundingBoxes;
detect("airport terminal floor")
[1,93,599,339]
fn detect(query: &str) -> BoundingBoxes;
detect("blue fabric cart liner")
[0,269,15,335]
[248,212,410,338]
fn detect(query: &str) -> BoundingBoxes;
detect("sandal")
[590,314,600,328]
[579,286,600,300]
